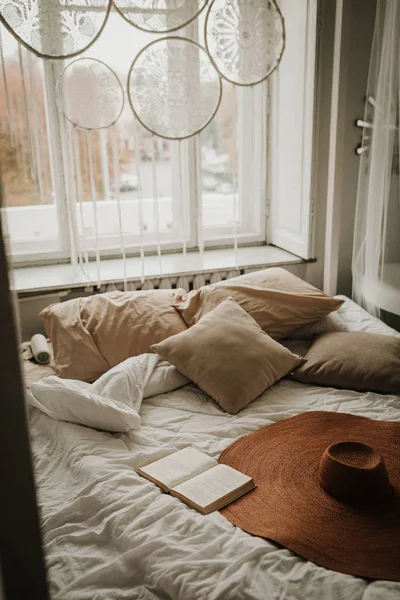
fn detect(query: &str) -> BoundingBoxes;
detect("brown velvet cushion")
[292,332,400,395]
[41,290,187,382]
[173,268,343,339]
[152,298,305,415]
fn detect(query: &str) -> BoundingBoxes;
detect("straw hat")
[219,411,400,581]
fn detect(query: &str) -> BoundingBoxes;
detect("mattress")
[28,296,400,600]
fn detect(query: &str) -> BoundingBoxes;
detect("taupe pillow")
[173,268,343,339]
[152,298,305,415]
[292,332,400,395]
[41,290,187,382]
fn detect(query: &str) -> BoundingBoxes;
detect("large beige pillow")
[173,268,343,339]
[292,332,400,395]
[40,298,109,383]
[152,298,305,415]
[41,289,187,382]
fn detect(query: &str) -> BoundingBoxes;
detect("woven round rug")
[219,411,400,581]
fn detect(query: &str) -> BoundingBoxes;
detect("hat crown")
[318,441,392,504]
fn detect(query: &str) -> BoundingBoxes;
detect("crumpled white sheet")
[28,355,190,432]
[27,354,158,432]
[29,297,400,600]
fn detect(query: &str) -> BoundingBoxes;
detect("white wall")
[336,0,377,296]
[307,0,377,295]
[305,0,336,289]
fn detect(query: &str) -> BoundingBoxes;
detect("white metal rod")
[73,128,90,279]
[323,0,347,295]
[356,145,370,155]
[151,136,162,275]
[87,130,101,288]
[133,119,145,283]
[356,119,373,128]
[112,126,127,291]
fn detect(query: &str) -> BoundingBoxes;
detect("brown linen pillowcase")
[40,297,109,383]
[173,267,343,339]
[152,297,305,415]
[41,289,187,382]
[292,332,400,395]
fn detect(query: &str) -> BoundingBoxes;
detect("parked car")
[202,173,219,191]
[117,173,139,192]
[215,181,234,194]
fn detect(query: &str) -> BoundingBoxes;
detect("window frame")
[5,6,269,266]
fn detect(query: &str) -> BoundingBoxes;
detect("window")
[0,29,62,255]
[1,0,317,266]
[1,6,266,265]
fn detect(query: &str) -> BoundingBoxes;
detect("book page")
[171,464,253,510]
[139,447,218,490]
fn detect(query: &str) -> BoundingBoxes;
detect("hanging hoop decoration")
[0,0,111,59]
[112,0,208,34]
[56,58,124,130]
[205,0,285,86]
[128,36,222,140]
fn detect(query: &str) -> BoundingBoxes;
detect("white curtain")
[352,0,400,316]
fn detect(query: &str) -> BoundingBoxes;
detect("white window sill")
[12,246,305,294]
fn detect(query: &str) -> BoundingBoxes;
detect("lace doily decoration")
[113,0,208,33]
[205,0,285,86]
[128,37,222,140]
[0,0,110,59]
[56,58,124,130]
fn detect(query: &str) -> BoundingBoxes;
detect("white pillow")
[29,377,141,433]
[27,353,189,432]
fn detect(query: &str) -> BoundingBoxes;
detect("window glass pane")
[0,27,60,254]
[200,80,236,228]
[72,126,175,248]
[2,4,266,261]
[197,12,266,239]
[69,9,179,251]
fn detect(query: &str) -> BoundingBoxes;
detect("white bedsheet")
[29,297,400,600]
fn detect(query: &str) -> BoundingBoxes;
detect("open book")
[137,447,255,515]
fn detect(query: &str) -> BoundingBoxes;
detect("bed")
[25,295,400,600]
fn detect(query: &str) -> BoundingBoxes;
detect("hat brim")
[219,411,400,581]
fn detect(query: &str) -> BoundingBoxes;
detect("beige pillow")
[41,289,187,382]
[292,332,400,395]
[152,298,305,415]
[40,297,109,383]
[173,268,343,339]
